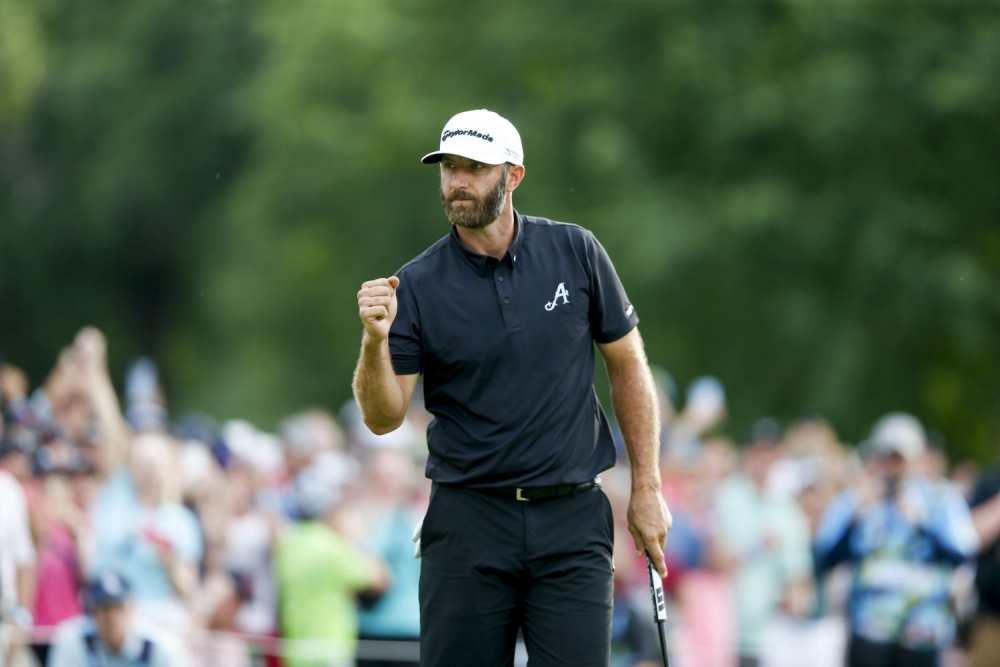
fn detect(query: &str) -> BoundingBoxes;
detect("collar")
[449,210,524,276]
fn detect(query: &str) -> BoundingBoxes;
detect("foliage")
[2,0,998,459]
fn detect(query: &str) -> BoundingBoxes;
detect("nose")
[447,168,471,192]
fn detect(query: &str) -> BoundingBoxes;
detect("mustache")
[446,190,477,202]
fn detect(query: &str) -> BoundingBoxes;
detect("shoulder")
[396,234,451,280]
[157,502,199,527]
[50,615,90,649]
[522,214,595,245]
[0,470,25,504]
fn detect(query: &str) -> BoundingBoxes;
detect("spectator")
[815,413,978,667]
[29,445,93,666]
[47,570,180,666]
[967,448,1000,667]
[714,418,814,667]
[77,328,202,638]
[275,454,388,667]
[356,446,422,667]
[0,430,37,667]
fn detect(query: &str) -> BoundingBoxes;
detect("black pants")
[419,483,614,667]
[847,635,939,667]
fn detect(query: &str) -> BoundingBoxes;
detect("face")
[129,432,175,502]
[439,155,510,229]
[93,602,132,652]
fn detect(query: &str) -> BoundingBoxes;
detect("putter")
[645,551,671,667]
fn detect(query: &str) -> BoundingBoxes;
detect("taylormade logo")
[442,129,494,143]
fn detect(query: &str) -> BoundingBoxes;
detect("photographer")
[814,413,978,667]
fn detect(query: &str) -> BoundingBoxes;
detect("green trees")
[2,1,997,457]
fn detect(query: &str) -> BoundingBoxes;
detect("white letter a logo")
[545,282,571,311]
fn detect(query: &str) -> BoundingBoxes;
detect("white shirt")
[47,615,180,667]
[0,469,35,613]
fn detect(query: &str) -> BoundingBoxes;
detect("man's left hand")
[627,487,673,578]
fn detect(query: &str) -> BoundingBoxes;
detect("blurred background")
[2,1,1000,666]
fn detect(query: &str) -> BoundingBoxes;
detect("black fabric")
[389,212,638,488]
[846,635,939,667]
[467,480,597,502]
[971,470,1000,616]
[418,482,614,667]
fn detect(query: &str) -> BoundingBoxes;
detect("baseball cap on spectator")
[864,412,926,462]
[85,571,132,609]
[295,452,359,520]
[224,420,285,476]
[421,109,524,166]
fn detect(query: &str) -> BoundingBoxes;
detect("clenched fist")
[358,276,400,341]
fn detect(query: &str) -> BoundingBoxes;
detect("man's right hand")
[358,276,400,341]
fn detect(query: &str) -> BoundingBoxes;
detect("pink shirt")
[34,525,82,627]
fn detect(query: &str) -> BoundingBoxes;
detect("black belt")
[467,480,598,502]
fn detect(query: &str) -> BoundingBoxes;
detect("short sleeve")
[329,534,375,592]
[160,505,204,563]
[388,272,422,375]
[586,233,639,344]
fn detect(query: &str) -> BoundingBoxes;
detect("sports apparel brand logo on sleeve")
[442,129,494,143]
[544,283,571,311]
[625,304,634,317]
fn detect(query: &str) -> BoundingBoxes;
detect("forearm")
[164,557,197,601]
[352,333,407,433]
[16,565,37,615]
[608,356,661,491]
[85,365,129,476]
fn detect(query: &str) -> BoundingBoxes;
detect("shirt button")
[503,298,510,304]
[497,276,504,282]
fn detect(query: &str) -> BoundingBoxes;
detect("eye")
[472,162,485,170]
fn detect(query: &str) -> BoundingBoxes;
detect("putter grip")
[646,553,668,622]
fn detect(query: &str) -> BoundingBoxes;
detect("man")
[275,453,389,667]
[815,413,978,667]
[967,445,1000,667]
[47,571,179,667]
[713,418,814,667]
[0,430,37,667]
[352,109,671,666]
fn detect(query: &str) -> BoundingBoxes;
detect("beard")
[440,165,509,229]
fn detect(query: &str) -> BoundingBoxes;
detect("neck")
[454,201,515,260]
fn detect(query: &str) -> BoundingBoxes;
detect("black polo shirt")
[389,211,639,488]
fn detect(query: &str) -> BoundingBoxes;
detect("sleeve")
[814,491,859,572]
[923,487,979,564]
[970,473,1000,508]
[330,535,375,592]
[586,232,639,344]
[164,507,203,563]
[388,271,422,375]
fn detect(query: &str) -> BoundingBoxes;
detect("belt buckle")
[516,488,529,501]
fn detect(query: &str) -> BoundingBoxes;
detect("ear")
[506,164,526,193]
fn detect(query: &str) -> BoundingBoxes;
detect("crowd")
[1,327,1000,667]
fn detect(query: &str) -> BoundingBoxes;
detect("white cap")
[866,412,926,462]
[421,109,523,166]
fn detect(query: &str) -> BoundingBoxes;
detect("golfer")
[353,109,672,666]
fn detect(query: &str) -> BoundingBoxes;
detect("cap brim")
[420,146,509,166]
